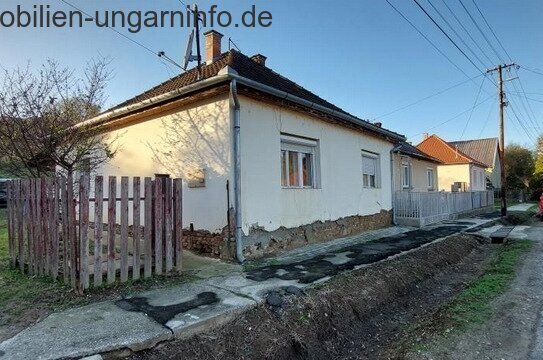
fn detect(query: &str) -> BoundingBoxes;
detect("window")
[427,168,434,189]
[401,160,411,189]
[281,134,319,188]
[362,151,380,188]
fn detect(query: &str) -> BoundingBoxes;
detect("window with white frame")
[427,168,435,189]
[281,134,319,188]
[401,159,411,189]
[362,151,380,188]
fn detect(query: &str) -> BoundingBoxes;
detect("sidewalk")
[0,216,499,360]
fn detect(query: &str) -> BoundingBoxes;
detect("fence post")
[120,177,129,283]
[7,181,14,267]
[107,176,117,285]
[144,178,152,278]
[174,179,183,272]
[60,177,70,284]
[133,177,141,280]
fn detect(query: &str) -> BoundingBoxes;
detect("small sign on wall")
[187,168,206,188]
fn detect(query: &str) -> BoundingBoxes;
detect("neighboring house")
[392,142,441,192]
[417,134,488,192]
[448,137,501,189]
[82,31,406,260]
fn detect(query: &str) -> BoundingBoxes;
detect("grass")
[0,209,195,336]
[408,238,533,353]
[445,239,532,328]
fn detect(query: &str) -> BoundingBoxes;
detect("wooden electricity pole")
[487,63,516,217]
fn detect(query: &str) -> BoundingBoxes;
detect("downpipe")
[231,80,245,263]
[390,148,397,225]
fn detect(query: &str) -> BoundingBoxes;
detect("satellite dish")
[183,30,195,70]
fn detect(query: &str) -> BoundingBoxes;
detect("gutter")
[230,80,245,263]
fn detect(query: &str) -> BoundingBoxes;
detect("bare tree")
[0,59,118,178]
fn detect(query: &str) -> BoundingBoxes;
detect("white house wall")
[437,163,487,191]
[393,153,438,192]
[239,96,393,235]
[94,94,232,233]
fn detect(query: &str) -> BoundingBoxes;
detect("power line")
[521,66,543,77]
[438,0,494,66]
[408,94,493,139]
[59,0,157,58]
[424,0,489,69]
[457,0,504,63]
[460,75,486,140]
[384,0,473,79]
[412,0,483,73]
[372,73,484,120]
[478,97,495,137]
[469,0,513,62]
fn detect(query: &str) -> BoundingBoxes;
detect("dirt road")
[410,221,543,360]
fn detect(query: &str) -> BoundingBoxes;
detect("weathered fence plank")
[51,178,60,279]
[174,179,183,271]
[17,180,25,272]
[79,176,90,290]
[120,177,129,283]
[154,179,163,275]
[107,176,117,285]
[60,177,69,284]
[165,179,173,272]
[67,177,77,288]
[144,178,152,278]
[7,182,14,266]
[132,177,141,280]
[94,176,104,287]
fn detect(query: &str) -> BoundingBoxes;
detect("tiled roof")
[416,134,487,167]
[448,138,498,168]
[108,50,404,139]
[394,141,442,163]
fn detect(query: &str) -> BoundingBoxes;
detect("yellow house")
[392,142,441,192]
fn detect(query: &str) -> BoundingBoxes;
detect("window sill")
[281,186,319,190]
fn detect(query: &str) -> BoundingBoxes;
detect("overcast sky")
[1,0,542,147]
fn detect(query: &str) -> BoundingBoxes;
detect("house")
[448,137,501,189]
[82,30,406,261]
[417,134,488,192]
[392,141,441,192]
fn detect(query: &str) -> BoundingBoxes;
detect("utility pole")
[487,63,516,217]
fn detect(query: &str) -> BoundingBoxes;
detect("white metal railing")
[394,190,494,226]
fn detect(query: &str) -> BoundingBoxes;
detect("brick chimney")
[204,30,223,64]
[374,122,382,128]
[251,54,267,66]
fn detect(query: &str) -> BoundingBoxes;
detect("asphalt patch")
[115,292,219,325]
[246,225,467,283]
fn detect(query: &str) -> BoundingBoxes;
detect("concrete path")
[0,216,500,360]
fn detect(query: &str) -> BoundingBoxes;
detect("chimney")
[251,54,267,66]
[204,30,223,64]
[423,133,429,140]
[374,122,382,128]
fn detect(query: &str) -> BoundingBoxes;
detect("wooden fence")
[394,190,494,227]
[6,176,183,292]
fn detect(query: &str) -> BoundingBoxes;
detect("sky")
[1,0,542,148]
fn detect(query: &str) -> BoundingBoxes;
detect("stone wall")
[242,210,393,259]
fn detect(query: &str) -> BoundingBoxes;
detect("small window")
[362,151,380,188]
[427,168,434,189]
[281,134,318,188]
[401,161,411,189]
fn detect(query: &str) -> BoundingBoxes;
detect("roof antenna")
[193,4,203,79]
[182,29,198,71]
[228,38,241,52]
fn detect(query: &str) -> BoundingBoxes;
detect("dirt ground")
[405,221,543,360]
[127,233,496,360]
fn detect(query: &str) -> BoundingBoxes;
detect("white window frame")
[361,150,381,189]
[401,158,411,189]
[426,168,435,190]
[280,134,319,189]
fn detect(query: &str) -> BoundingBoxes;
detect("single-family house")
[392,142,441,192]
[83,31,406,261]
[448,137,501,189]
[417,134,488,192]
